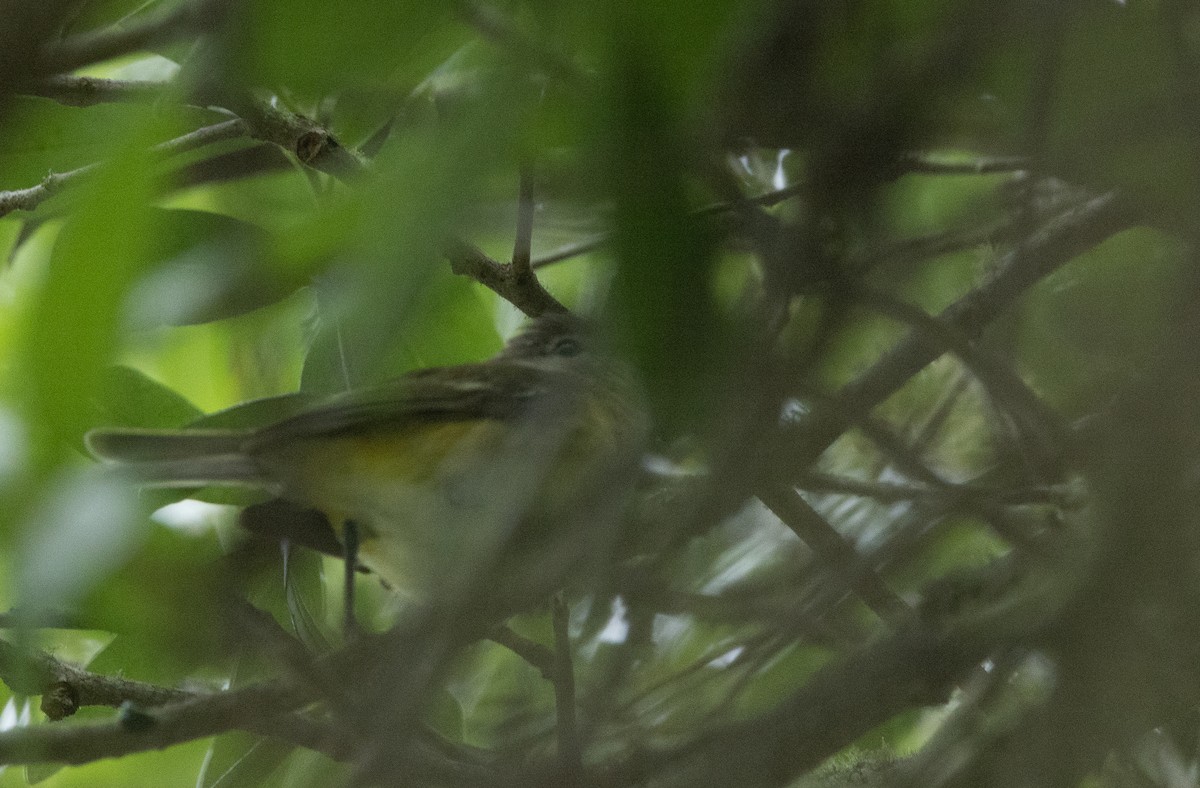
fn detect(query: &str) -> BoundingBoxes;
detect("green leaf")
[225,1,466,101]
[300,252,498,395]
[597,4,723,435]
[190,392,316,430]
[81,525,227,684]
[1043,2,1198,226]
[126,209,298,326]
[25,762,64,784]
[200,734,294,788]
[93,365,203,430]
[427,685,465,742]
[0,98,161,193]
[15,125,170,479]
[1019,227,1185,415]
[284,546,333,653]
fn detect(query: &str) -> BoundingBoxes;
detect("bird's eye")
[551,336,583,357]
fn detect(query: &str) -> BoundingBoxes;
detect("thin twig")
[531,183,807,269]
[609,569,1060,787]
[154,117,246,156]
[0,673,317,766]
[0,167,93,219]
[894,153,1028,177]
[512,166,536,274]
[0,636,354,762]
[795,471,1072,508]
[0,118,245,219]
[852,284,1069,473]
[757,486,912,626]
[532,234,609,269]
[343,520,360,640]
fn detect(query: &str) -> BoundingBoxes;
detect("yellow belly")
[252,401,638,603]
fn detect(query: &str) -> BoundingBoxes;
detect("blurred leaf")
[62,0,162,33]
[0,98,146,190]
[225,1,466,101]
[274,749,351,788]
[81,525,226,684]
[17,133,162,470]
[731,643,833,719]
[64,0,195,64]
[0,98,211,197]
[1044,2,1198,226]
[30,629,116,668]
[635,0,741,107]
[16,469,144,613]
[25,763,62,784]
[597,2,723,435]
[1019,228,1184,415]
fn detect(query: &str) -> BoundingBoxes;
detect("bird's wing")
[250,360,569,447]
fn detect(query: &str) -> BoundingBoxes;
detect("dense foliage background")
[0,0,1197,786]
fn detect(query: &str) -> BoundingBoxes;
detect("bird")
[86,313,648,613]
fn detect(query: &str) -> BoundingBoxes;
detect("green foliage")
[0,0,1197,786]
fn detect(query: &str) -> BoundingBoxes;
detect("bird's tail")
[85,428,265,488]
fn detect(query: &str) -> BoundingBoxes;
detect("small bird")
[86,313,648,612]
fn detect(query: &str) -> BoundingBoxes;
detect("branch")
[23,75,166,107]
[0,635,354,762]
[154,117,247,156]
[614,566,1060,787]
[488,626,556,677]
[7,75,554,316]
[234,100,366,181]
[0,639,190,720]
[527,154,1017,272]
[0,118,246,219]
[775,191,1133,472]
[850,283,1069,468]
[445,166,571,317]
[445,239,567,317]
[757,486,912,626]
[0,674,318,766]
[795,470,1073,508]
